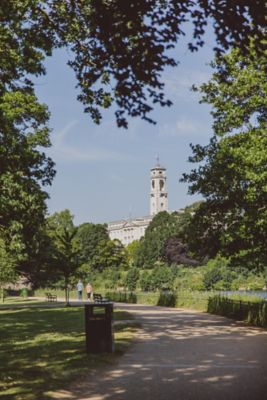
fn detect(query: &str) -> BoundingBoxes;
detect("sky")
[35,24,216,225]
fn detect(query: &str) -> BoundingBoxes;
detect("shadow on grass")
[0,306,137,400]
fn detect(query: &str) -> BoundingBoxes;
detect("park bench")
[93,293,110,303]
[45,292,57,302]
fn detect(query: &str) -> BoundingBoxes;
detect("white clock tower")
[150,158,168,215]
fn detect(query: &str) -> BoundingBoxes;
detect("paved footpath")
[52,303,267,400]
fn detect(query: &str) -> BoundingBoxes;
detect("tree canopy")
[135,208,199,268]
[75,222,109,264]
[1,1,265,127]
[0,235,17,300]
[135,211,178,267]
[182,45,267,269]
[90,239,128,271]
[0,89,55,268]
[46,210,80,302]
[1,1,266,285]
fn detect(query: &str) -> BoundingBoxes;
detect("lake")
[222,290,267,300]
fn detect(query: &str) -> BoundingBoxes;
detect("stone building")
[150,162,168,215]
[108,160,168,245]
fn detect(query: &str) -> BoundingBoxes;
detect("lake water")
[222,290,267,300]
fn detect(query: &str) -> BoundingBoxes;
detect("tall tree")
[0,90,55,274]
[182,44,267,269]
[46,210,79,304]
[90,239,128,272]
[126,240,141,267]
[0,235,17,302]
[163,238,198,266]
[75,222,109,264]
[136,212,175,267]
[136,205,201,267]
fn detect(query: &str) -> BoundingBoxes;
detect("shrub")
[149,265,173,291]
[139,270,152,291]
[157,291,176,307]
[203,256,236,290]
[106,291,137,303]
[124,268,140,291]
[204,267,223,289]
[230,273,265,291]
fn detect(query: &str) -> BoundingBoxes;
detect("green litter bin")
[20,288,28,298]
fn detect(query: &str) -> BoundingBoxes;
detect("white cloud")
[163,70,211,100]
[52,120,78,146]
[88,117,143,142]
[49,121,133,163]
[158,118,211,137]
[50,145,131,162]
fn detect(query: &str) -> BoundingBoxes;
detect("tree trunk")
[1,288,4,303]
[64,276,70,306]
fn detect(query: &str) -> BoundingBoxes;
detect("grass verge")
[0,300,139,400]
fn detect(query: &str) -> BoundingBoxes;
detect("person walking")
[76,280,84,301]
[86,282,93,301]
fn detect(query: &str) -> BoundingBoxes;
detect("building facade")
[108,161,168,245]
[108,215,153,246]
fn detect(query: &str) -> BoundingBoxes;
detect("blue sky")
[36,25,216,225]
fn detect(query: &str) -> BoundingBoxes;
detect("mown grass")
[106,290,212,311]
[0,298,47,307]
[0,299,139,400]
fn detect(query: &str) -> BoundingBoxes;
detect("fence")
[207,295,267,327]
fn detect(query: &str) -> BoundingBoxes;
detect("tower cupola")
[150,158,168,215]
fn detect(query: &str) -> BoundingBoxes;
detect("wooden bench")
[93,293,110,303]
[45,292,57,302]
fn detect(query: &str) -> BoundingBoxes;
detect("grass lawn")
[0,298,139,400]
[0,298,47,308]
